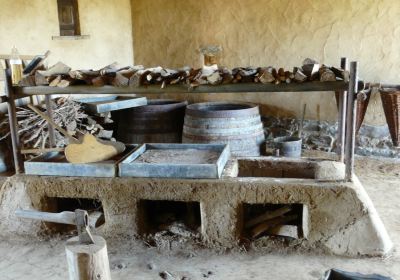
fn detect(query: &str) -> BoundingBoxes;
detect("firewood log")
[206,71,222,85]
[91,76,105,87]
[112,72,129,87]
[245,206,292,228]
[330,67,349,81]
[57,78,74,88]
[129,70,149,87]
[19,75,36,86]
[251,215,298,238]
[293,67,307,83]
[319,66,337,82]
[219,68,233,84]
[284,71,293,83]
[37,62,71,76]
[278,68,286,82]
[35,71,49,85]
[49,75,62,87]
[302,63,320,81]
[258,67,275,84]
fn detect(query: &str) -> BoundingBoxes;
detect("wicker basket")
[380,89,400,147]
[335,89,371,133]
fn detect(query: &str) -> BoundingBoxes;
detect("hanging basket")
[380,89,400,147]
[335,89,371,133]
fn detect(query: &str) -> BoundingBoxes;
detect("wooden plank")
[77,96,147,113]
[21,147,65,154]
[16,81,349,96]
[0,54,36,60]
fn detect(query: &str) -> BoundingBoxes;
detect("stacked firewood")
[244,205,299,239]
[19,58,348,88]
[0,98,114,152]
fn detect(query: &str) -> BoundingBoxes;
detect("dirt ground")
[0,154,399,280]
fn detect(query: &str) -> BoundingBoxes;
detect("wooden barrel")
[116,99,187,144]
[182,102,265,156]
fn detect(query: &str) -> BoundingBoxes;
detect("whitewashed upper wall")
[131,0,400,125]
[0,0,133,69]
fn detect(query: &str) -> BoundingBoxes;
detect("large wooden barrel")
[182,102,265,156]
[116,99,187,144]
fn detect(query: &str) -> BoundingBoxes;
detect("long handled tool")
[16,209,111,280]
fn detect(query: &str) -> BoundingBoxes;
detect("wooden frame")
[5,58,359,181]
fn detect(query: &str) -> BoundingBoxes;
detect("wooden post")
[65,235,111,280]
[337,58,348,162]
[45,95,56,147]
[4,69,23,173]
[345,62,358,181]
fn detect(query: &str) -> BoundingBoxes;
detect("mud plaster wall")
[0,0,133,69]
[131,0,400,125]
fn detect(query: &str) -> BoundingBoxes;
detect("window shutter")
[57,0,81,36]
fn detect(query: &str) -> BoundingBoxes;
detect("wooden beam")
[5,69,23,173]
[345,62,358,181]
[15,81,349,96]
[337,58,348,163]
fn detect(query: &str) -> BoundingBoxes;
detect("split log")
[220,68,234,84]
[251,214,298,238]
[277,68,286,82]
[284,71,293,83]
[302,58,318,65]
[91,76,105,87]
[99,62,118,76]
[330,67,348,81]
[206,71,222,85]
[37,61,71,76]
[245,205,292,228]
[302,63,320,81]
[117,68,137,79]
[112,72,129,87]
[57,78,74,88]
[258,67,275,84]
[267,225,298,239]
[293,67,307,83]
[69,70,101,84]
[319,66,336,82]
[49,75,62,87]
[19,75,36,86]
[34,71,49,85]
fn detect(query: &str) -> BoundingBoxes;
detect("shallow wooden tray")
[24,145,138,177]
[119,143,230,179]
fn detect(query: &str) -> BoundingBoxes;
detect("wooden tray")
[24,145,138,177]
[77,96,147,113]
[119,143,230,179]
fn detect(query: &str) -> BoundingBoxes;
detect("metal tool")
[15,209,99,244]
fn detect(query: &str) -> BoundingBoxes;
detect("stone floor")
[0,153,399,280]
